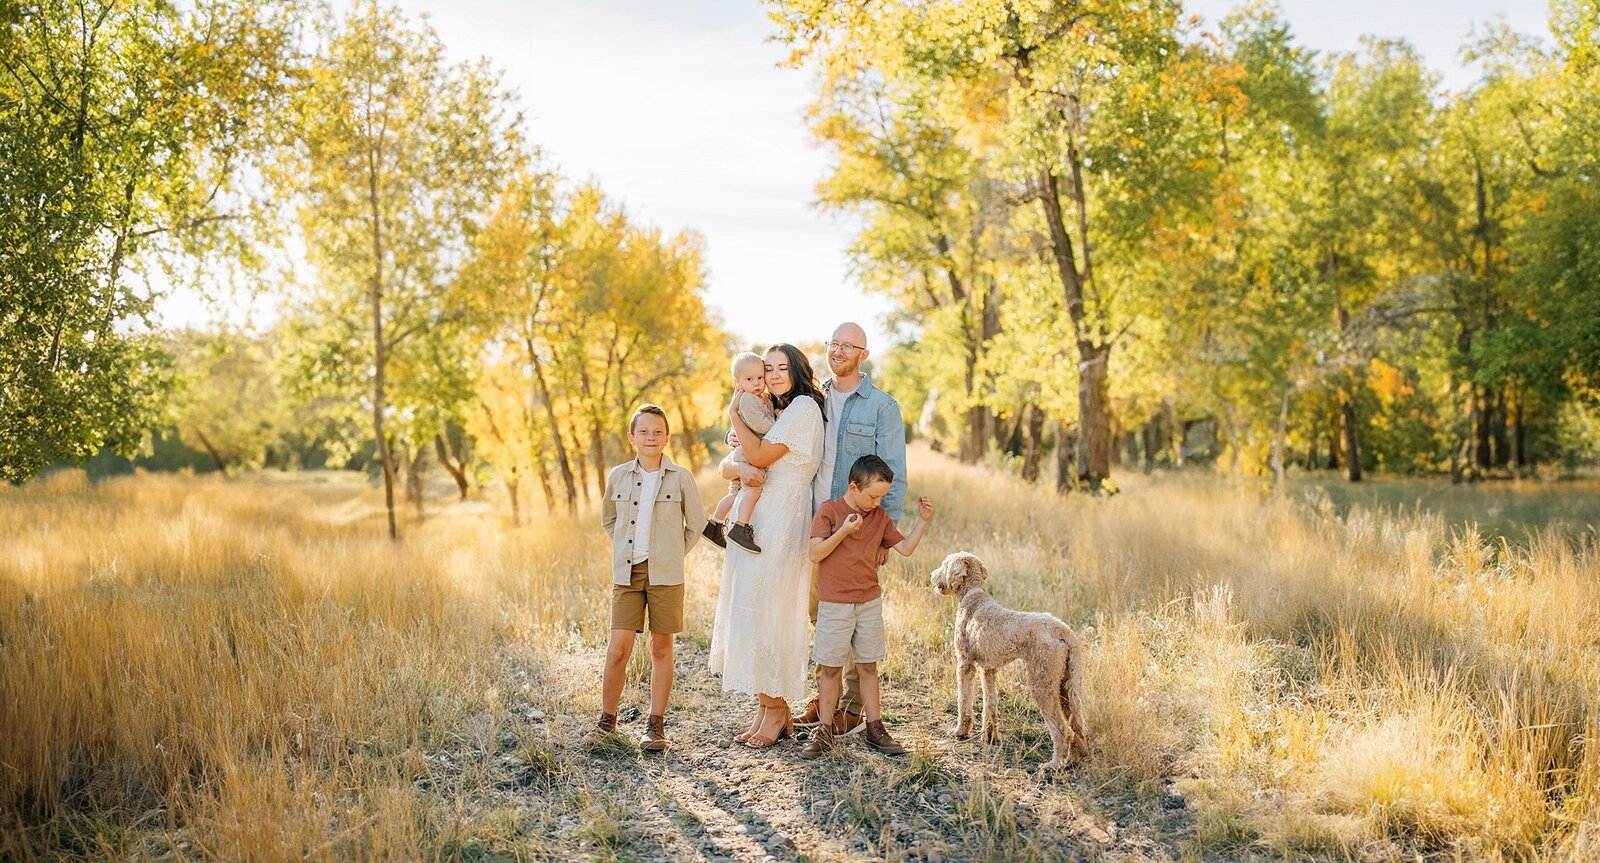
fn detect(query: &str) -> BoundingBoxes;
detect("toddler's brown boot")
[728,522,761,553]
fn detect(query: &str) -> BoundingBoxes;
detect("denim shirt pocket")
[842,420,876,458]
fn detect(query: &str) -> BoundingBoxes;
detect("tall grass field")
[3,448,1598,861]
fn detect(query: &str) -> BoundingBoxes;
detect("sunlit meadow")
[3,447,1598,861]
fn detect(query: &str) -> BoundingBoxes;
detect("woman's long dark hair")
[766,343,826,416]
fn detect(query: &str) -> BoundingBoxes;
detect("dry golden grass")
[3,448,1599,861]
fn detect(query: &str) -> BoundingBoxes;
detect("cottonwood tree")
[773,0,1222,490]
[278,1,515,537]
[0,0,301,482]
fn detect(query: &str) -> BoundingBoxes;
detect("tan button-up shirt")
[601,454,706,586]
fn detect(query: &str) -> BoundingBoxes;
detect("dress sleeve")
[763,397,820,462]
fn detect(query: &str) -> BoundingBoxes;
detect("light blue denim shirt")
[819,373,908,522]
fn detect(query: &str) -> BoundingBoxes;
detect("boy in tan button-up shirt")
[592,404,706,752]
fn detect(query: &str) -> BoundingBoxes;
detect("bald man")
[796,321,908,736]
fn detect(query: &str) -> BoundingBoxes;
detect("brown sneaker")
[832,708,865,737]
[641,714,669,752]
[701,520,727,549]
[863,719,905,755]
[794,697,823,728]
[727,522,761,553]
[800,722,835,759]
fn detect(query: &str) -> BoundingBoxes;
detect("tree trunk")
[1327,412,1340,470]
[527,342,579,512]
[1168,399,1185,468]
[576,363,610,500]
[566,416,592,501]
[194,429,228,477]
[1490,387,1510,468]
[994,409,1025,456]
[404,439,426,519]
[531,451,554,513]
[1333,299,1363,483]
[1076,346,1113,487]
[368,127,397,541]
[1037,166,1113,491]
[1511,390,1527,473]
[590,417,608,500]
[1141,419,1157,474]
[1021,405,1045,483]
[1339,390,1362,482]
[506,474,522,526]
[1271,387,1290,494]
[958,310,988,465]
[1055,420,1074,493]
[1108,408,1124,468]
[959,277,1003,465]
[1472,385,1491,471]
[434,434,470,501]
[371,318,397,539]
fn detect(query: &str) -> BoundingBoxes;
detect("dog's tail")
[1058,637,1089,756]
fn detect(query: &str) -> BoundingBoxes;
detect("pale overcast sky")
[160,0,1550,354]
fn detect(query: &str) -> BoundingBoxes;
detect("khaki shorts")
[813,597,885,666]
[611,561,684,634]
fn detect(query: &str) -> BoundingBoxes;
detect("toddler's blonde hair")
[731,351,765,379]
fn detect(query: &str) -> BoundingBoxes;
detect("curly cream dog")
[929,551,1088,770]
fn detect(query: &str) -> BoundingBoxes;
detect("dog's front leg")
[951,656,975,739]
[979,667,1000,744]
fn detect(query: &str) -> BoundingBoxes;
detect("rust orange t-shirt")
[811,497,905,604]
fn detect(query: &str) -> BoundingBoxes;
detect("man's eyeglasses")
[826,340,865,354]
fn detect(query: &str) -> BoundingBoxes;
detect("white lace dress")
[708,396,824,702]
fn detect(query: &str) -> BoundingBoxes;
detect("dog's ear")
[961,553,990,590]
[931,553,957,592]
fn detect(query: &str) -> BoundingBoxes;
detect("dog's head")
[930,551,989,596]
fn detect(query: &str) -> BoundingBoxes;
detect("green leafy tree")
[277,1,516,537]
[0,0,301,482]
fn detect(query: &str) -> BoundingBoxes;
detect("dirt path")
[512,642,1200,863]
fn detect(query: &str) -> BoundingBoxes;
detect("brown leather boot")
[832,708,864,737]
[794,697,822,728]
[584,712,619,745]
[641,714,669,752]
[800,722,835,759]
[863,719,905,755]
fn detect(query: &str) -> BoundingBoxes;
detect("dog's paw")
[949,724,971,740]
[980,725,1001,744]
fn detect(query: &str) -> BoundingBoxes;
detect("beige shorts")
[813,597,885,666]
[611,561,684,634]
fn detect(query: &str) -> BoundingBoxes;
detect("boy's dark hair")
[629,404,670,434]
[848,454,894,487]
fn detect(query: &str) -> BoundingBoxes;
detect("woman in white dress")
[708,344,826,747]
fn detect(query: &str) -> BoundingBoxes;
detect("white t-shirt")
[812,381,855,511]
[631,466,662,563]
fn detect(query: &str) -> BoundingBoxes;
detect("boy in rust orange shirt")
[802,454,934,758]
